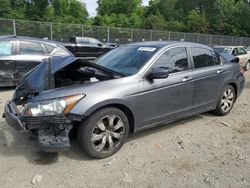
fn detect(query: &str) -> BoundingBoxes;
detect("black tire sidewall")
[77,107,129,159]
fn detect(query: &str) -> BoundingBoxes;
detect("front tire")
[77,107,129,159]
[213,85,236,116]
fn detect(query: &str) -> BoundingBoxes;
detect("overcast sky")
[83,0,150,17]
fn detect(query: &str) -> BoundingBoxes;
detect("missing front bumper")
[3,101,79,152]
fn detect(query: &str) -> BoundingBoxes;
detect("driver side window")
[152,47,189,73]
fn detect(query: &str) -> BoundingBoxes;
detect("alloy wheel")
[221,88,234,112]
[91,115,125,153]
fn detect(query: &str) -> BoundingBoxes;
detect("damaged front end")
[4,56,120,152]
[5,91,85,152]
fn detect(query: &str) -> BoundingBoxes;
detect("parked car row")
[64,36,116,59]
[0,35,116,87]
[0,35,74,87]
[213,45,250,71]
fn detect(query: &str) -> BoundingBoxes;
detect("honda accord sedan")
[4,41,245,158]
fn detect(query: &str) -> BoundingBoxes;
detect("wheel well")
[90,104,135,133]
[228,83,238,98]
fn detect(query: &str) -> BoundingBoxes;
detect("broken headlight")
[23,94,85,116]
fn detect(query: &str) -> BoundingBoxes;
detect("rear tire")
[77,107,129,159]
[213,85,236,116]
[244,60,250,71]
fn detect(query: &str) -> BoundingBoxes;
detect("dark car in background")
[4,41,245,158]
[213,46,250,71]
[0,36,73,87]
[64,36,115,60]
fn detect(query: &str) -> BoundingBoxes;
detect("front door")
[135,46,194,128]
[0,40,15,86]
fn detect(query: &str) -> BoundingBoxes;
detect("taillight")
[239,67,245,74]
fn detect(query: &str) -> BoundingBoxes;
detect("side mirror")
[148,67,169,80]
[98,43,104,47]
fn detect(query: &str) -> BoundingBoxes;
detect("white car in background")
[213,46,250,71]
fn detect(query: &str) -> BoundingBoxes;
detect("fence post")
[12,19,16,36]
[50,22,53,40]
[220,36,224,45]
[197,34,200,43]
[81,25,84,37]
[150,30,153,41]
[209,35,212,45]
[107,27,110,43]
[239,37,243,46]
[131,29,133,43]
[168,31,171,41]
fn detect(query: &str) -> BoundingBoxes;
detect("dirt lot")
[0,72,250,188]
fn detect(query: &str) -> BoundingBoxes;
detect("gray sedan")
[4,41,245,158]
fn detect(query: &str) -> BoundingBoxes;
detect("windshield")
[213,47,232,54]
[95,45,158,75]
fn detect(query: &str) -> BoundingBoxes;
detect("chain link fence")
[1,18,250,46]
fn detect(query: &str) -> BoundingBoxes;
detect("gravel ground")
[0,71,249,188]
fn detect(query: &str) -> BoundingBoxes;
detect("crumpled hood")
[13,56,76,102]
[18,56,76,92]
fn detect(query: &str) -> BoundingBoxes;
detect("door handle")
[217,69,223,74]
[182,76,192,82]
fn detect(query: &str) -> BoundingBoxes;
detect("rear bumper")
[237,75,245,97]
[3,101,79,152]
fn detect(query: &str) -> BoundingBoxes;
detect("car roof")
[0,35,63,47]
[214,46,245,48]
[128,41,211,49]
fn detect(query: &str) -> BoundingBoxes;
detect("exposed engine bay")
[13,58,122,105]
[54,60,114,88]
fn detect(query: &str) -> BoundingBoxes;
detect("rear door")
[15,40,49,81]
[0,40,16,86]
[189,46,226,111]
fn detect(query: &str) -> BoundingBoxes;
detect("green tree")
[186,10,209,33]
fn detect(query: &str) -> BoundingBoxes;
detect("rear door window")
[153,47,189,73]
[0,41,12,55]
[191,47,215,68]
[20,41,43,55]
[237,47,247,55]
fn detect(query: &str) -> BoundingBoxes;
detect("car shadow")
[126,113,215,142]
[0,112,214,164]
[0,120,92,164]
[245,79,250,89]
[0,86,15,92]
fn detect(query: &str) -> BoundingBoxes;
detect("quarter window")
[153,47,189,73]
[212,52,221,65]
[0,41,12,55]
[44,44,55,54]
[191,47,215,68]
[20,41,43,55]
